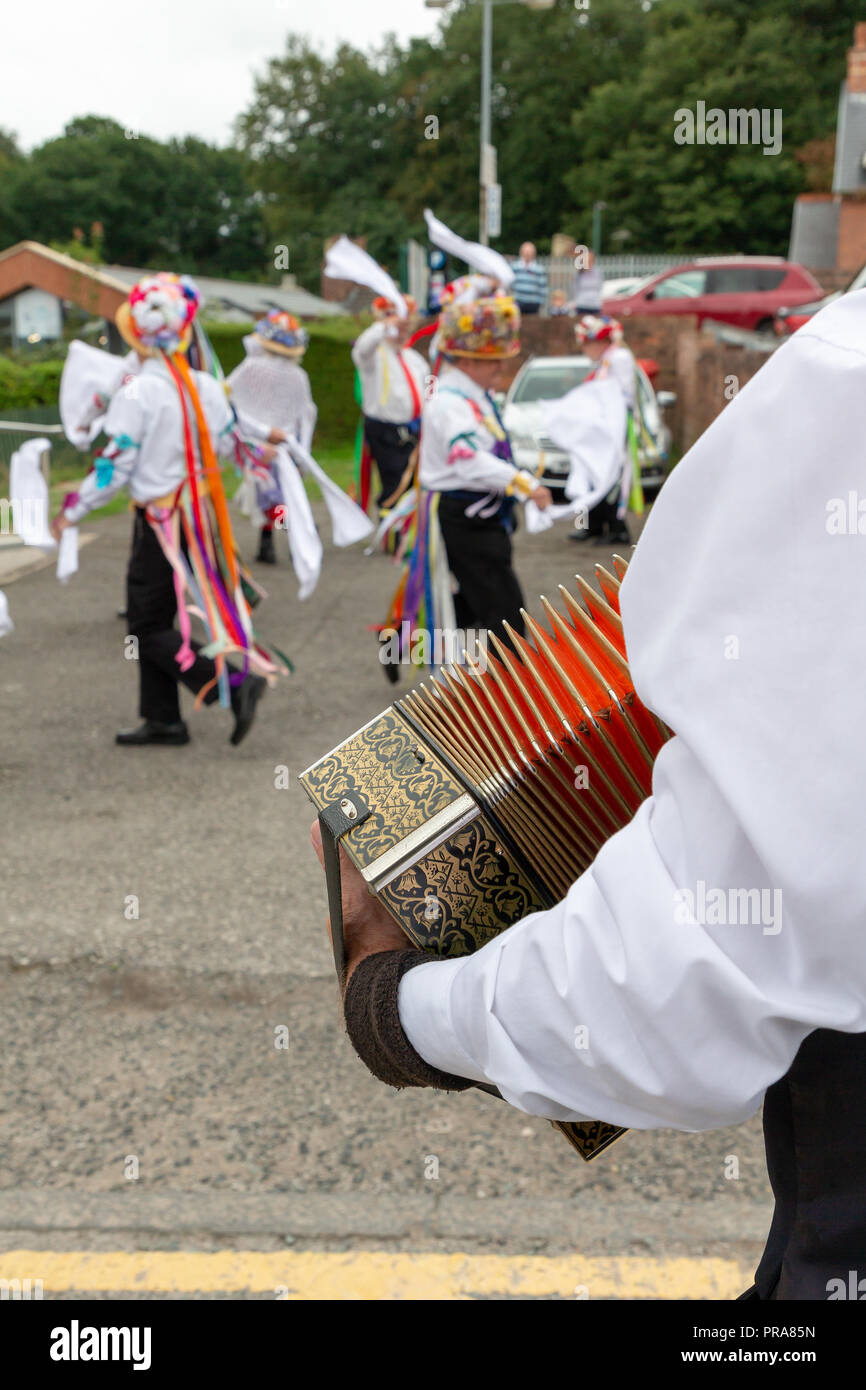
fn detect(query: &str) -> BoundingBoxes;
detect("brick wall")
[836,199,866,273]
[848,22,866,93]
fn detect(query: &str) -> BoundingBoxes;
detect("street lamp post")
[425,0,555,245]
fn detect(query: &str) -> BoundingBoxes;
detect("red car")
[603,258,823,333]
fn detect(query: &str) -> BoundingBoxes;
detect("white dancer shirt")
[419,365,535,497]
[399,290,866,1133]
[63,357,236,522]
[595,343,637,411]
[351,323,427,424]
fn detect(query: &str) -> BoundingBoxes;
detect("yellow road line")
[0,1252,751,1299]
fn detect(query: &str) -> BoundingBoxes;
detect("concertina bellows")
[301,557,671,1161]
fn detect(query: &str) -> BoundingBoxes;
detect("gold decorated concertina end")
[299,708,547,955]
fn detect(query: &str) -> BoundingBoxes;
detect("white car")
[502,354,675,503]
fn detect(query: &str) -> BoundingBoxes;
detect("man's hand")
[50,513,71,542]
[310,819,408,985]
[259,443,277,464]
[267,428,286,445]
[531,485,553,510]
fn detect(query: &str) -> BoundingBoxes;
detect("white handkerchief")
[10,439,55,548]
[57,526,79,583]
[272,446,323,600]
[285,438,374,547]
[0,589,13,637]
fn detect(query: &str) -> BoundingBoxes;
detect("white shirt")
[399,289,866,1134]
[64,357,236,522]
[227,350,317,454]
[595,344,637,412]
[351,322,427,424]
[419,365,534,497]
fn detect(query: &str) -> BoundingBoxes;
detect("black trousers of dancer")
[364,417,416,508]
[736,1027,866,1301]
[126,507,224,725]
[437,494,526,649]
[583,484,630,540]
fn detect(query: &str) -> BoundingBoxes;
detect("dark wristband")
[343,949,476,1092]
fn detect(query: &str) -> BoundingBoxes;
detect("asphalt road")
[0,505,773,1298]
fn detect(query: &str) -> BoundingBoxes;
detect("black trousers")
[584,486,629,539]
[126,509,223,724]
[744,1028,866,1300]
[437,495,526,648]
[364,417,417,508]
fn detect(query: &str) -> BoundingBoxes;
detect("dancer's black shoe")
[116,720,190,747]
[230,675,267,746]
[256,529,277,564]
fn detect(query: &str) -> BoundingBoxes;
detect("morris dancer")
[377,291,551,681]
[351,296,426,514]
[50,273,289,748]
[227,311,316,565]
[421,293,551,648]
[312,287,866,1302]
[570,314,640,546]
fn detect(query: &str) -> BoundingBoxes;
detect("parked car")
[601,275,650,300]
[603,257,823,333]
[501,355,675,505]
[774,262,866,336]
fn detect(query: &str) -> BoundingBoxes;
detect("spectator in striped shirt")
[510,242,548,315]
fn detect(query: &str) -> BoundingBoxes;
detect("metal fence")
[541,254,698,299]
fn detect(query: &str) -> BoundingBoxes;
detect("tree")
[0,117,267,278]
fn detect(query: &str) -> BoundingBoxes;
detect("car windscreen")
[511,365,592,403]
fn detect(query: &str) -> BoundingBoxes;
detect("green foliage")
[0,116,269,278]
[0,356,63,408]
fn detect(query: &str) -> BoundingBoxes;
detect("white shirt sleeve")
[198,373,240,462]
[298,369,317,453]
[64,387,145,521]
[398,737,827,1133]
[605,348,637,412]
[421,390,532,495]
[351,322,387,367]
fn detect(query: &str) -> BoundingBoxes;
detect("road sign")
[481,142,498,187]
[486,182,502,239]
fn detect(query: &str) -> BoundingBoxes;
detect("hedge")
[0,357,64,409]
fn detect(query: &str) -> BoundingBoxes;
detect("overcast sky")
[5,0,443,150]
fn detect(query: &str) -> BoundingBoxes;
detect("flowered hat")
[575,314,623,346]
[253,310,310,359]
[437,295,520,359]
[116,273,200,356]
[438,274,499,309]
[372,294,418,319]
